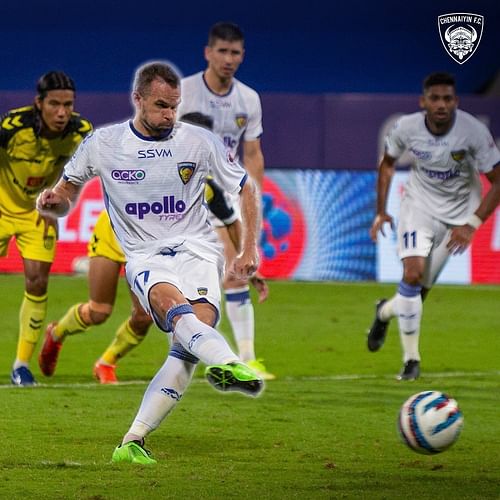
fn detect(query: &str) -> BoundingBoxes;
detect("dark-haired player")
[0,71,92,386]
[367,72,500,380]
[178,22,273,380]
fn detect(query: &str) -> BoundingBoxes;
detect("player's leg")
[38,255,121,376]
[113,255,264,463]
[396,218,451,380]
[112,343,197,464]
[95,289,153,384]
[10,212,57,386]
[396,256,425,380]
[393,203,439,380]
[128,254,263,395]
[113,297,204,463]
[12,258,51,385]
[217,227,274,380]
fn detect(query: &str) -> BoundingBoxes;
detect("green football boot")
[111,440,157,464]
[205,362,264,397]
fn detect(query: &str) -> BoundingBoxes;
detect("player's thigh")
[397,202,435,260]
[126,252,222,331]
[0,212,16,256]
[88,211,126,263]
[422,227,452,288]
[14,211,57,262]
[88,256,122,304]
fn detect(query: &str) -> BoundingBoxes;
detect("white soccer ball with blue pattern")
[398,390,464,454]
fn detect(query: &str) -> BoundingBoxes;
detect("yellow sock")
[100,319,146,365]
[16,292,47,364]
[53,304,88,341]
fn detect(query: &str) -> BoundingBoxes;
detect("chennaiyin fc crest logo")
[438,13,484,64]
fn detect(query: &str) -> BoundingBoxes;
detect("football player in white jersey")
[37,61,264,464]
[367,72,500,380]
[177,22,274,380]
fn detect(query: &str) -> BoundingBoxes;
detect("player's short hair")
[133,61,180,96]
[180,112,214,131]
[37,71,76,99]
[208,22,244,46]
[423,72,456,92]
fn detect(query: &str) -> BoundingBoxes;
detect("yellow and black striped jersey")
[0,105,92,214]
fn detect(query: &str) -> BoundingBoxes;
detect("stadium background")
[1,0,499,283]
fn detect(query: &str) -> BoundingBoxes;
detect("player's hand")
[36,189,69,217]
[250,273,269,303]
[447,224,476,255]
[36,213,59,239]
[230,247,259,280]
[369,213,394,241]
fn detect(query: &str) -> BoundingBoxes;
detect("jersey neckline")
[128,120,173,141]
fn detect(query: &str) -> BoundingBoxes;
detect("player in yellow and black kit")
[39,112,267,384]
[0,71,92,386]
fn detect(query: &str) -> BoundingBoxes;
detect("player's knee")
[149,285,178,315]
[80,301,113,326]
[24,274,49,296]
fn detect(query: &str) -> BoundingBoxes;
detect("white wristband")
[466,214,482,229]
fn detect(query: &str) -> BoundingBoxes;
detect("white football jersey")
[385,109,500,224]
[177,71,263,160]
[63,120,248,262]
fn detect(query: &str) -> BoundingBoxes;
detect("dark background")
[0,0,498,94]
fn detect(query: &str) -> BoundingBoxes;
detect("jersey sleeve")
[63,132,98,185]
[384,118,407,160]
[242,91,263,142]
[471,121,500,173]
[208,133,247,195]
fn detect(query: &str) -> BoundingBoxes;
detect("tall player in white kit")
[37,61,264,464]
[177,22,274,380]
[366,72,500,380]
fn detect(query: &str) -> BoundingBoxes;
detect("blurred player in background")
[367,72,500,380]
[178,21,273,380]
[0,71,91,386]
[37,61,264,463]
[38,112,255,384]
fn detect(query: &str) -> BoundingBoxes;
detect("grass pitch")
[0,274,499,499]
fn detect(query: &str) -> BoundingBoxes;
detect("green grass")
[0,274,499,499]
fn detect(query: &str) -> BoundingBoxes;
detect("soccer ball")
[398,390,464,454]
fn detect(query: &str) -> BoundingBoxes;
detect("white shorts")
[125,251,222,332]
[398,198,452,288]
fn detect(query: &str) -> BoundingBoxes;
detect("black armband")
[206,177,238,225]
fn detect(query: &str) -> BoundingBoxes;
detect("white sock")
[126,350,196,440]
[174,313,239,365]
[379,296,397,322]
[225,287,255,361]
[395,283,422,362]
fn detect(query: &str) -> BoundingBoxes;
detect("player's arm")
[370,153,396,241]
[242,139,264,189]
[475,163,500,222]
[36,178,82,218]
[448,163,500,254]
[205,176,242,252]
[232,176,261,279]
